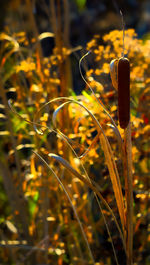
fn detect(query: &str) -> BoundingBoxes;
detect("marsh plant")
[0,7,150,265]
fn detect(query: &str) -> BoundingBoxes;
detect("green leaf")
[28,192,39,217]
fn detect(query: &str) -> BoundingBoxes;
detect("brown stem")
[124,122,133,265]
[50,0,71,159]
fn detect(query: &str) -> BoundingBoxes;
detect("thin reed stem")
[124,122,133,265]
[25,0,43,60]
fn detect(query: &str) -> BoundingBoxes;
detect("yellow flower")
[16,58,35,73]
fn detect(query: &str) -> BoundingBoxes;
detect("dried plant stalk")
[124,122,133,265]
[118,57,133,264]
[110,53,133,264]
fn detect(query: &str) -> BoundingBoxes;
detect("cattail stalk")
[124,122,133,265]
[118,57,133,264]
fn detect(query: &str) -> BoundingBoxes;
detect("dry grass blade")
[100,133,126,236]
[33,151,95,265]
[79,51,122,145]
[53,101,102,159]
[0,33,19,51]
[52,101,71,127]
[49,153,125,250]
[51,127,120,264]
[33,96,126,243]
[79,57,126,238]
[110,59,118,90]
[55,100,125,232]
[38,32,54,40]
[10,94,126,252]
[8,99,51,135]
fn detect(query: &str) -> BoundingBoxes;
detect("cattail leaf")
[110,59,118,90]
[99,133,126,234]
[48,153,113,211]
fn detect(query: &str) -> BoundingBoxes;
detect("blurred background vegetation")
[0,1,150,265]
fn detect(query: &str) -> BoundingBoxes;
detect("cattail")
[110,57,130,129]
[118,57,130,129]
[110,10,130,129]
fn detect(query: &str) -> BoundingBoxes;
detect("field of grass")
[0,1,149,265]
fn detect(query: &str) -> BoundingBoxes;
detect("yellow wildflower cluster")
[86,29,150,100]
[15,57,36,73]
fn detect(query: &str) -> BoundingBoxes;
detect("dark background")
[1,0,150,41]
[1,0,149,94]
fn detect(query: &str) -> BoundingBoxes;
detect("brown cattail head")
[118,57,130,129]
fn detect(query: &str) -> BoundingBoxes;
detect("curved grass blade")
[38,32,54,41]
[9,97,125,259]
[33,96,126,238]
[8,99,50,135]
[51,129,121,264]
[100,133,126,236]
[53,102,101,159]
[0,33,20,51]
[49,153,125,251]
[79,51,123,147]
[13,95,126,238]
[33,151,95,265]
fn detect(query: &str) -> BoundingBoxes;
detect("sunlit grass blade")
[0,33,20,51]
[53,101,102,159]
[48,153,125,251]
[100,133,126,236]
[8,99,50,135]
[33,96,126,238]
[52,101,71,127]
[9,90,126,258]
[11,94,126,248]
[51,127,121,264]
[38,32,54,41]
[79,54,126,236]
[33,151,95,265]
[12,96,120,262]
[9,98,125,261]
